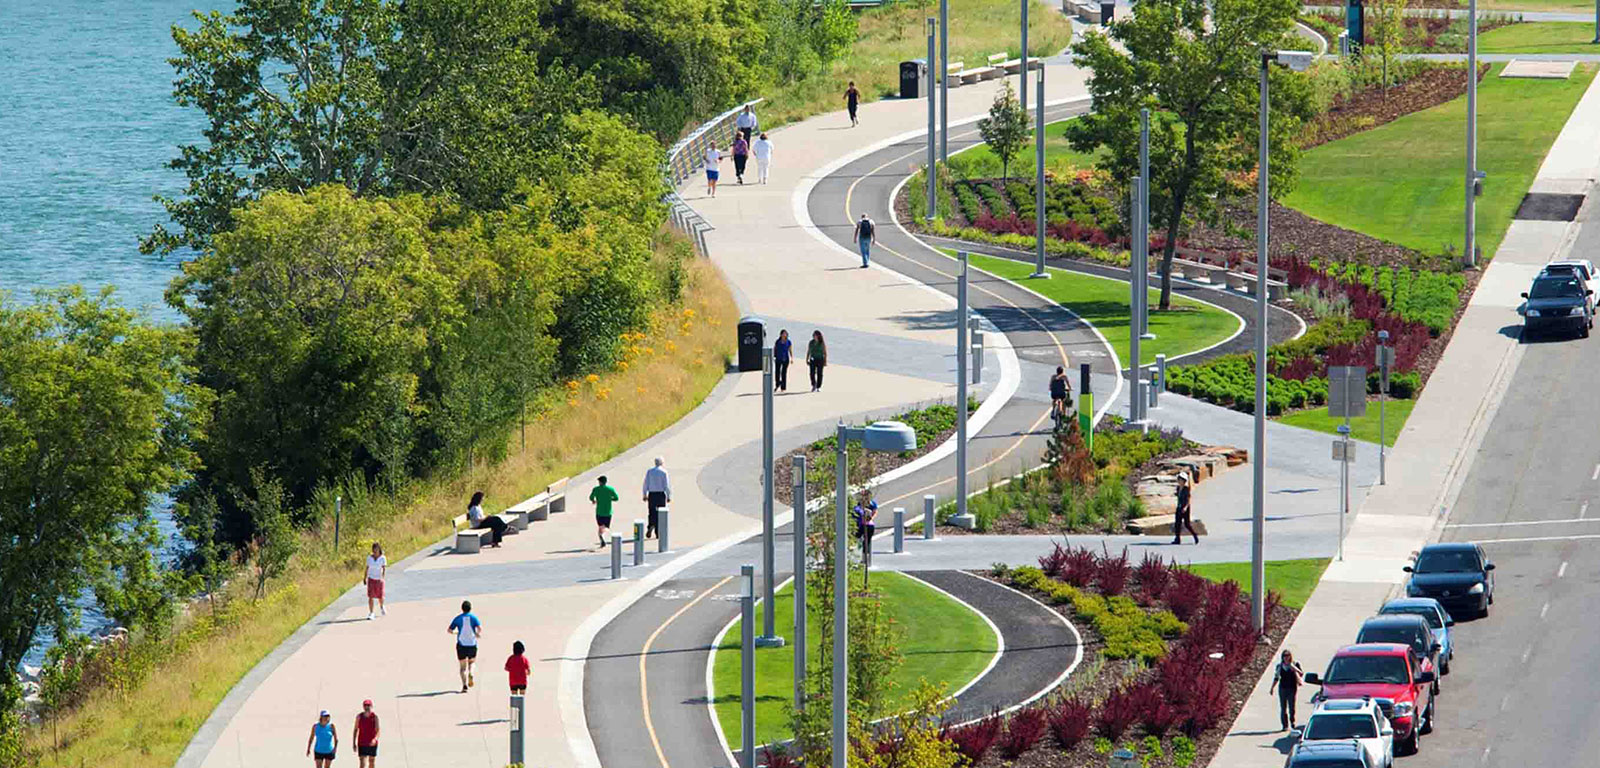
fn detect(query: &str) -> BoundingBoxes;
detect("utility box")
[1347,0,1365,54]
[1101,1,1114,23]
[900,59,927,99]
[737,317,766,373]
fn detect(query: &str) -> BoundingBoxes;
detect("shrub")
[1178,673,1232,737]
[1096,547,1132,596]
[762,746,798,768]
[1047,696,1092,750]
[1134,551,1171,605]
[1129,682,1180,737]
[1061,546,1098,588]
[1095,685,1141,740]
[1038,542,1070,578]
[998,706,1049,758]
[1163,570,1207,622]
[944,716,1002,764]
[1173,734,1198,767]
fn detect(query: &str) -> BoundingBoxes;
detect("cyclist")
[1049,366,1072,424]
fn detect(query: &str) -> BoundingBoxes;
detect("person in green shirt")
[589,476,621,548]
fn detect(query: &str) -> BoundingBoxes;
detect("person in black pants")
[806,330,827,392]
[1171,473,1199,545]
[773,329,792,392]
[1268,649,1305,731]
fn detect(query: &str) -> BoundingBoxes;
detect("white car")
[1544,259,1597,311]
[1300,698,1394,768]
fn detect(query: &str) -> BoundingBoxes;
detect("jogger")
[364,543,386,620]
[845,81,860,127]
[853,213,876,268]
[641,458,670,539]
[505,640,531,695]
[448,601,483,693]
[590,476,620,548]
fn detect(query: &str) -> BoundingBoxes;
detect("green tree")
[1065,0,1314,310]
[978,81,1029,188]
[0,287,206,678]
[1370,0,1410,93]
[146,0,593,255]
[238,467,298,601]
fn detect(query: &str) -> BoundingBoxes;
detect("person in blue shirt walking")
[306,710,338,766]
[853,213,876,268]
[448,600,484,693]
[773,329,793,392]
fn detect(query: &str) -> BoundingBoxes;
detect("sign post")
[1375,331,1393,485]
[1328,365,1368,561]
[1078,363,1093,451]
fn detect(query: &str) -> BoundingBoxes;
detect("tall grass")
[21,253,739,768]
[758,0,1075,129]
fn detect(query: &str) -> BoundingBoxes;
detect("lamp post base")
[755,636,787,648]
[1029,271,1050,279]
[1140,333,1157,340]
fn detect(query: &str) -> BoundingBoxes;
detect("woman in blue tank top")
[306,710,338,766]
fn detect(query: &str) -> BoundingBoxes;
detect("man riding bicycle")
[1049,366,1072,423]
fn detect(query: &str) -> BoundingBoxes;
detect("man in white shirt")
[364,542,387,620]
[642,457,671,540]
[753,133,773,185]
[736,105,758,144]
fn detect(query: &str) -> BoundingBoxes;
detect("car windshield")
[1530,278,1584,299]
[1358,627,1427,656]
[1307,713,1379,740]
[1326,655,1409,684]
[1413,550,1480,573]
[1384,606,1443,629]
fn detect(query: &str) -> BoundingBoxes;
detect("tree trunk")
[1160,132,1200,311]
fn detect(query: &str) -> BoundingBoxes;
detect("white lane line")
[1540,602,1550,620]
[1499,694,1510,712]
[1560,561,1569,578]
[1583,501,1591,520]
[1592,463,1599,481]
[1448,517,1600,528]
[1479,533,1600,544]
[1521,645,1533,664]
[1483,745,1493,764]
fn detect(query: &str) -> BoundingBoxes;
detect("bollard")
[893,508,905,553]
[1156,354,1167,393]
[1148,372,1159,409]
[509,694,525,764]
[334,496,342,551]
[657,505,670,553]
[633,520,646,567]
[610,533,623,579]
[923,494,936,540]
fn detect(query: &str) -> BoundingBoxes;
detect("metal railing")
[661,97,764,256]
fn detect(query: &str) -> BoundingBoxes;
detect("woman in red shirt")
[505,640,531,695]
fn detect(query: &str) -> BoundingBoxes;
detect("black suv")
[1405,542,1495,618]
[1521,274,1594,338]
[1287,740,1374,768]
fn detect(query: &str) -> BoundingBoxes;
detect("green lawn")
[964,252,1243,367]
[948,119,1104,180]
[1481,22,1600,54]
[1484,0,1597,10]
[1277,396,1417,446]
[1284,63,1597,258]
[711,572,998,746]
[1186,558,1332,610]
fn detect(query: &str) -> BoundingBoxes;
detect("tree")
[0,287,206,678]
[145,0,594,255]
[978,81,1029,188]
[1370,0,1411,93]
[238,467,298,601]
[1065,0,1314,310]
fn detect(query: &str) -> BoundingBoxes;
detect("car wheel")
[1582,323,1590,338]
[1442,657,1451,675]
[1421,698,1435,735]
[1400,731,1418,756]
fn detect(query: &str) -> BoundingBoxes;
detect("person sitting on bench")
[467,490,506,548]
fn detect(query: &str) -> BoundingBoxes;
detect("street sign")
[1328,365,1368,418]
[1332,440,1356,462]
[1373,345,1395,392]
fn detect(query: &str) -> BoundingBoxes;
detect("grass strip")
[1185,559,1333,611]
[1480,22,1600,54]
[1277,396,1417,447]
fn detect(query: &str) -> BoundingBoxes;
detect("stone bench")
[1126,515,1210,537]
[943,62,965,87]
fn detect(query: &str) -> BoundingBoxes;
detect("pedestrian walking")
[853,213,876,268]
[1171,474,1199,545]
[364,543,387,620]
[448,600,483,693]
[352,700,379,768]
[590,475,620,548]
[641,458,671,540]
[753,132,773,184]
[773,329,792,392]
[505,640,531,695]
[1268,649,1305,731]
[806,330,827,392]
[852,489,878,553]
[736,104,759,144]
[466,491,505,548]
[845,81,861,126]
[732,133,750,185]
[306,710,338,767]
[704,144,722,197]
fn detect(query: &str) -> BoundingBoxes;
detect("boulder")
[1125,515,1210,537]
[1201,445,1249,466]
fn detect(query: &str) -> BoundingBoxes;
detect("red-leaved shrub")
[1179,673,1232,737]
[1096,546,1132,596]
[762,746,798,768]
[1134,551,1171,606]
[1047,696,1092,750]
[998,707,1049,759]
[1095,685,1141,740]
[1129,682,1181,736]
[1163,569,1207,621]
[1061,546,1098,587]
[944,716,1002,763]
[1038,541,1070,579]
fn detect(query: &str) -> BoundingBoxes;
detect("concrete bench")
[452,517,494,554]
[1188,263,1232,285]
[546,477,570,515]
[507,492,549,524]
[956,66,990,85]
[1070,0,1103,23]
[1225,271,1252,292]
[943,62,966,87]
[981,53,1008,80]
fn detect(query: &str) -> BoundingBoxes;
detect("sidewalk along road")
[1203,65,1600,768]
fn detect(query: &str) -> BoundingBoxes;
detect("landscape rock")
[1125,515,1209,537]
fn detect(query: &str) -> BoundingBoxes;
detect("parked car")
[1355,614,1441,693]
[1286,739,1378,768]
[1300,698,1395,768]
[1305,643,1435,756]
[1520,274,1594,338]
[1405,542,1495,618]
[1378,597,1455,674]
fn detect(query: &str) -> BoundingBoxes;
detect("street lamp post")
[940,0,949,162]
[1021,0,1030,120]
[1032,66,1048,279]
[927,17,937,221]
[1129,176,1143,426]
[1467,0,1480,267]
[832,421,917,768]
[1139,108,1154,342]
[759,349,784,648]
[957,252,970,520]
[1253,49,1313,635]
[793,455,808,712]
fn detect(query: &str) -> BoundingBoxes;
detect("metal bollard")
[893,508,905,553]
[657,505,670,553]
[633,520,646,566]
[970,317,983,385]
[509,694,525,764]
[1156,354,1167,393]
[610,533,623,579]
[1148,372,1159,409]
[923,494,936,540]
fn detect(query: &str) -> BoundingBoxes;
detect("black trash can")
[1101,2,1114,24]
[737,317,766,373]
[900,59,927,99]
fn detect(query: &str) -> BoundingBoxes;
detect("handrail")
[661,98,764,256]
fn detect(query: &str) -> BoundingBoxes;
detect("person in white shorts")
[753,133,773,185]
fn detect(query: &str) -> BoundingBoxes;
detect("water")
[1,0,222,667]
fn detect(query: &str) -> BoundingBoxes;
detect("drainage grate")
[1515,192,1585,222]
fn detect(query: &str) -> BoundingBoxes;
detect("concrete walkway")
[1204,61,1600,768]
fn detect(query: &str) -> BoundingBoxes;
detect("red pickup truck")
[1304,643,1436,755]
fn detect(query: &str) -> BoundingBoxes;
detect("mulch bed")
[1304,63,1489,149]
[772,422,959,507]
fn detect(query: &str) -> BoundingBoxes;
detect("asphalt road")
[1404,197,1600,767]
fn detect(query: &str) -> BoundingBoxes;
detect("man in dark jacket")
[1171,473,1199,545]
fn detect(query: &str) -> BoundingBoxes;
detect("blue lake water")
[2,0,223,666]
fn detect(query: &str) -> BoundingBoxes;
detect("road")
[1407,195,1600,767]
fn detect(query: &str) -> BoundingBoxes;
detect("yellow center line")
[642,574,736,768]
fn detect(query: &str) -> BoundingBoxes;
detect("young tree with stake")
[978,81,1029,189]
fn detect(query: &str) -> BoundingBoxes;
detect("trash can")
[900,59,927,99]
[1101,1,1114,23]
[737,317,766,373]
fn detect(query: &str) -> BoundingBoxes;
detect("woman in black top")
[1171,474,1198,545]
[845,81,860,126]
[1268,649,1305,730]
[1049,366,1071,422]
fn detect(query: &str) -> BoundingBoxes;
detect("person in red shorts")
[352,700,379,767]
[364,542,387,620]
[505,640,531,695]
